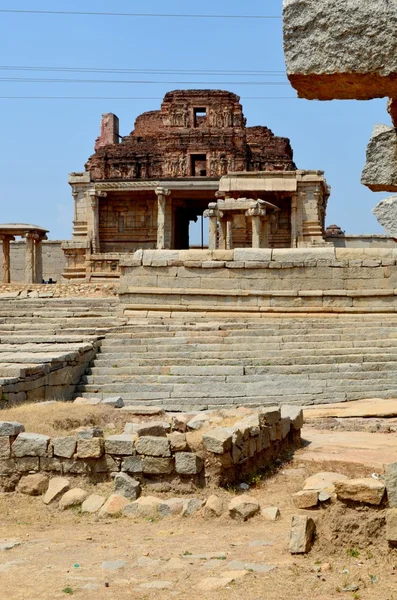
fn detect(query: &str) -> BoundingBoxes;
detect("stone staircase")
[76,315,397,410]
[0,297,124,403]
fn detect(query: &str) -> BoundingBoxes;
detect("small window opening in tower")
[194,107,207,128]
[191,154,207,177]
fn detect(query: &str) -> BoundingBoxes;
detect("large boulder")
[43,477,70,504]
[17,473,49,496]
[373,196,397,236]
[283,0,397,100]
[362,126,397,192]
[59,488,89,510]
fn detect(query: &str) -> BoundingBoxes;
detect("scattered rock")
[289,515,316,554]
[335,478,385,505]
[114,472,141,500]
[304,472,348,495]
[226,560,276,573]
[59,488,89,510]
[292,490,319,509]
[261,506,280,521]
[131,421,170,437]
[73,397,101,406]
[182,498,203,516]
[99,494,130,517]
[228,495,260,521]
[123,496,162,518]
[158,498,185,517]
[187,413,210,431]
[102,396,124,408]
[204,495,224,518]
[81,494,106,514]
[17,473,49,496]
[101,560,126,570]
[0,540,21,551]
[258,406,281,426]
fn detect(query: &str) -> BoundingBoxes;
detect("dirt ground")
[1,459,397,600]
[2,401,397,599]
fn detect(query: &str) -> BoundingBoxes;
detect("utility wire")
[0,65,286,75]
[0,96,297,100]
[0,9,281,19]
[0,77,289,85]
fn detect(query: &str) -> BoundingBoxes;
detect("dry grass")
[1,402,138,437]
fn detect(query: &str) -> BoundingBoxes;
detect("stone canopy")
[0,223,49,284]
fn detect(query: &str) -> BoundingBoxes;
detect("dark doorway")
[191,154,207,177]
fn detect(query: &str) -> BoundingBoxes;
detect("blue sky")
[0,0,391,240]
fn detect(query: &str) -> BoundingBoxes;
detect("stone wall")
[0,341,100,407]
[119,247,397,313]
[0,240,66,283]
[326,235,397,248]
[0,405,302,488]
[0,283,118,298]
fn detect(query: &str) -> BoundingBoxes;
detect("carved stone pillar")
[261,216,269,248]
[218,216,227,250]
[1,235,13,283]
[203,203,219,250]
[226,219,233,250]
[155,187,171,249]
[291,193,298,248]
[24,232,35,283]
[88,190,106,254]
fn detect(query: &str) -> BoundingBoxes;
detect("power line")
[0,9,281,19]
[0,65,286,76]
[0,96,298,100]
[0,77,289,85]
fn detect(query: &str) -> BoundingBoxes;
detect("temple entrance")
[173,198,210,249]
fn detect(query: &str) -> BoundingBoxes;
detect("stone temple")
[62,89,330,281]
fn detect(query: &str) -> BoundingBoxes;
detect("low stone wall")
[0,405,302,488]
[0,283,119,298]
[0,240,66,283]
[0,341,100,407]
[119,248,397,313]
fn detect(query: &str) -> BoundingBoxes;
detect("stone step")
[88,361,397,375]
[81,370,397,385]
[91,353,397,366]
[76,378,397,398]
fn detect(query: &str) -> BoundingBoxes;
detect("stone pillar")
[1,235,13,283]
[24,232,35,283]
[226,219,233,250]
[246,201,267,249]
[34,236,45,283]
[218,217,227,250]
[204,203,219,250]
[155,187,172,249]
[88,190,106,254]
[261,216,269,248]
[291,194,298,248]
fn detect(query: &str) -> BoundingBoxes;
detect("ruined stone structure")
[0,224,48,284]
[62,90,331,281]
